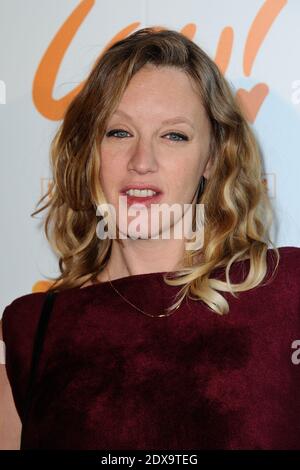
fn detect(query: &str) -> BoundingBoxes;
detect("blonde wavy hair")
[31,26,280,315]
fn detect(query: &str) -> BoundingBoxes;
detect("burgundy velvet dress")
[2,246,300,450]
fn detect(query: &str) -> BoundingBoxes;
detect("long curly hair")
[31,26,280,315]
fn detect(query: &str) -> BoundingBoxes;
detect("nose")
[127,137,158,174]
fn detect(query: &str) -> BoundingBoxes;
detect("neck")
[102,236,186,281]
[98,190,201,282]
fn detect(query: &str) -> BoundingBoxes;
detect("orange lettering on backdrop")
[181,24,233,75]
[32,0,287,124]
[214,27,234,75]
[180,23,197,39]
[32,0,140,120]
[243,0,287,76]
[237,0,287,122]
[32,280,53,293]
[236,83,269,123]
[33,0,94,121]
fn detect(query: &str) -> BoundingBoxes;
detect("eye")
[164,132,188,142]
[106,129,131,138]
[105,129,189,142]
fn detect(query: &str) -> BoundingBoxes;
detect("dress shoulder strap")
[20,289,57,449]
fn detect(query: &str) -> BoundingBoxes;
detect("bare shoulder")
[0,319,22,449]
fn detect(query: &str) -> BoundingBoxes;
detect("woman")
[1,27,300,450]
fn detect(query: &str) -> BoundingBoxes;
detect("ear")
[202,155,213,179]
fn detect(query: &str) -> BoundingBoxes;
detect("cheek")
[99,150,123,192]
[171,161,202,200]
[175,164,199,187]
[99,165,117,202]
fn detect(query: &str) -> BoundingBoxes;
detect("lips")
[120,183,163,194]
[122,193,163,208]
[119,184,163,208]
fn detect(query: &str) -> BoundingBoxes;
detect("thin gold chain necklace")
[106,268,180,318]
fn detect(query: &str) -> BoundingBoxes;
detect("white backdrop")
[1,0,300,315]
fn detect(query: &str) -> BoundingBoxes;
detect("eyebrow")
[112,109,194,128]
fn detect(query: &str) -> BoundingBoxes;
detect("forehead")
[111,65,206,123]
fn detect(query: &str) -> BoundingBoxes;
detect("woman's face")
[99,64,212,240]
